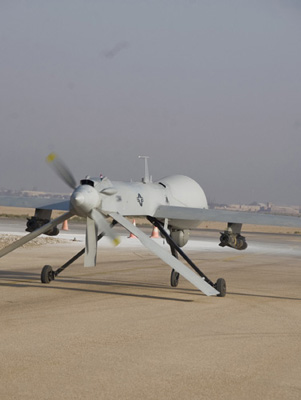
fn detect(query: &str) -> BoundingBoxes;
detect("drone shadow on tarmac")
[1,269,300,302]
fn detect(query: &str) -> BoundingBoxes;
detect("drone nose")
[73,192,84,206]
[70,185,101,216]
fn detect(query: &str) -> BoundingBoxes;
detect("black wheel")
[170,269,180,287]
[215,278,226,297]
[41,265,54,284]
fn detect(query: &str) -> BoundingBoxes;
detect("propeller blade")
[91,209,120,247]
[84,216,98,267]
[46,153,77,189]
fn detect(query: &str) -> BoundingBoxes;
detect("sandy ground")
[0,205,64,219]
[0,229,300,400]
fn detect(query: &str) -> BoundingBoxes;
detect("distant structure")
[210,201,300,216]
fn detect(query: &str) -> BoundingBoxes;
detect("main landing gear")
[147,217,227,297]
[41,265,54,284]
[170,269,180,287]
[170,247,180,287]
[40,220,118,284]
[40,217,226,297]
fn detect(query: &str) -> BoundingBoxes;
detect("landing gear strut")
[40,220,118,284]
[147,216,226,297]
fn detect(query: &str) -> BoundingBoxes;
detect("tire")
[41,265,53,284]
[170,269,180,287]
[215,278,226,297]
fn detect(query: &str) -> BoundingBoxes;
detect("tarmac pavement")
[0,228,301,400]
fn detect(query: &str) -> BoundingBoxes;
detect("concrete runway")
[0,224,301,399]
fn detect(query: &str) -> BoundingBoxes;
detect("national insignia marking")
[137,193,144,207]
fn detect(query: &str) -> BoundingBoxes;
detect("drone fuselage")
[97,174,208,229]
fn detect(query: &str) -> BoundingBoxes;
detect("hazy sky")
[1,0,301,204]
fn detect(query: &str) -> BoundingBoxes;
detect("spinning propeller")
[46,153,120,267]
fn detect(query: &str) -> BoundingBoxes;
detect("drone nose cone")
[70,185,101,216]
[73,192,84,206]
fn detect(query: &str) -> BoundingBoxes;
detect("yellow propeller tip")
[113,238,121,247]
[46,153,57,163]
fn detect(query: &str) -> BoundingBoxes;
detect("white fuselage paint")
[94,175,208,229]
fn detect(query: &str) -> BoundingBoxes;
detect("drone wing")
[154,205,301,228]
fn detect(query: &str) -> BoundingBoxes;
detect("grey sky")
[0,0,301,204]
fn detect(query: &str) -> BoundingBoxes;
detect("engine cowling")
[170,229,190,247]
[219,232,248,250]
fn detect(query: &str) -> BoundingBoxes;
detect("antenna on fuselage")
[138,155,152,183]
